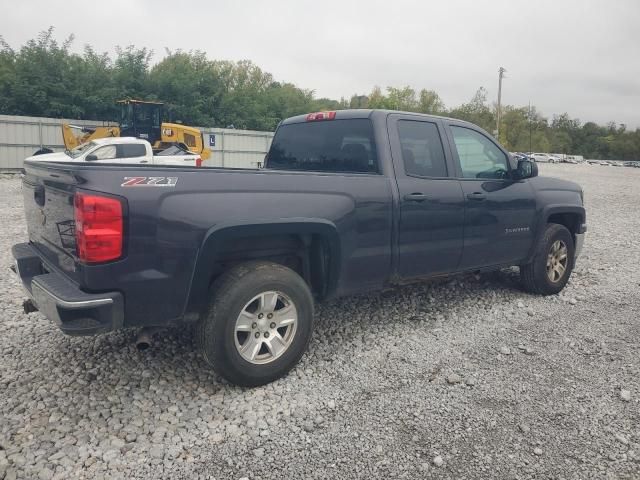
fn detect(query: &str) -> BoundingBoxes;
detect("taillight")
[195,156,202,167]
[305,111,336,121]
[74,192,123,263]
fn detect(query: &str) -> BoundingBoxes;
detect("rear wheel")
[196,261,314,386]
[520,223,574,295]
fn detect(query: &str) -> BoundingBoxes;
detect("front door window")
[451,126,509,179]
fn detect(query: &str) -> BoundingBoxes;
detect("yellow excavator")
[57,99,211,160]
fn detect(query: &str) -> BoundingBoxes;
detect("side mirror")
[515,159,538,179]
[86,154,98,161]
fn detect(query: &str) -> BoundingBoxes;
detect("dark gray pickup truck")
[13,109,586,386]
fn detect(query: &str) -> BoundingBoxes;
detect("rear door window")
[118,144,147,158]
[397,120,448,177]
[267,119,378,173]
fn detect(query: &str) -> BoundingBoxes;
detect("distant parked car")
[530,153,559,163]
[511,153,531,162]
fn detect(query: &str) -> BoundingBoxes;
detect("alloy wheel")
[546,240,568,283]
[234,291,298,364]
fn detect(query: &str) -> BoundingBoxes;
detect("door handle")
[404,193,429,202]
[139,160,149,164]
[466,192,486,201]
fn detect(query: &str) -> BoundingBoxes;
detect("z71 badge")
[121,177,178,187]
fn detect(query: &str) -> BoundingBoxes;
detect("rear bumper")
[12,242,124,336]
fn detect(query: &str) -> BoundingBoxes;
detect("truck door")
[388,114,465,278]
[443,122,536,269]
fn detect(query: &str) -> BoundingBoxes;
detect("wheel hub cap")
[234,291,298,365]
[546,240,568,283]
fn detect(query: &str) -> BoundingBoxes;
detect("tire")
[196,261,314,387]
[520,223,574,295]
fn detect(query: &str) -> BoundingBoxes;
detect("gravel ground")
[0,164,639,480]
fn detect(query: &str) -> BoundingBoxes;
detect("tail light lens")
[74,192,123,263]
[195,156,202,167]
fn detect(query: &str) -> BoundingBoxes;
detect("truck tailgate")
[22,163,81,280]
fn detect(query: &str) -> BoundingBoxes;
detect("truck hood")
[532,175,582,194]
[530,175,584,208]
[25,151,74,162]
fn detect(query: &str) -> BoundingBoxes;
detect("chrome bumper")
[12,242,124,336]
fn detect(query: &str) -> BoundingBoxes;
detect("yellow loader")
[57,99,211,160]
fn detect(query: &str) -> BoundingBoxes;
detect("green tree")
[448,87,495,133]
[112,45,152,100]
[500,106,529,151]
[385,86,418,111]
[349,95,369,109]
[367,86,389,109]
[0,36,16,113]
[150,50,221,126]
[417,89,445,115]
[3,28,77,117]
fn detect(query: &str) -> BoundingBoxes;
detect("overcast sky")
[2,0,639,127]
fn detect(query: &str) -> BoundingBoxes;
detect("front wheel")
[520,223,575,295]
[196,261,314,387]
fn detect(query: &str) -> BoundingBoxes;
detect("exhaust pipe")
[135,327,163,351]
[23,298,38,314]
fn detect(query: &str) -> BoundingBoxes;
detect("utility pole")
[528,101,532,153]
[496,67,506,139]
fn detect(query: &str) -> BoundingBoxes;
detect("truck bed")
[20,160,393,329]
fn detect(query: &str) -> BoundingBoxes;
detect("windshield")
[68,141,97,158]
[120,104,133,130]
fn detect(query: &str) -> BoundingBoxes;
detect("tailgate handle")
[34,186,45,206]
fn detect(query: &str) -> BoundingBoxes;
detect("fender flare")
[184,218,342,316]
[525,204,586,263]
